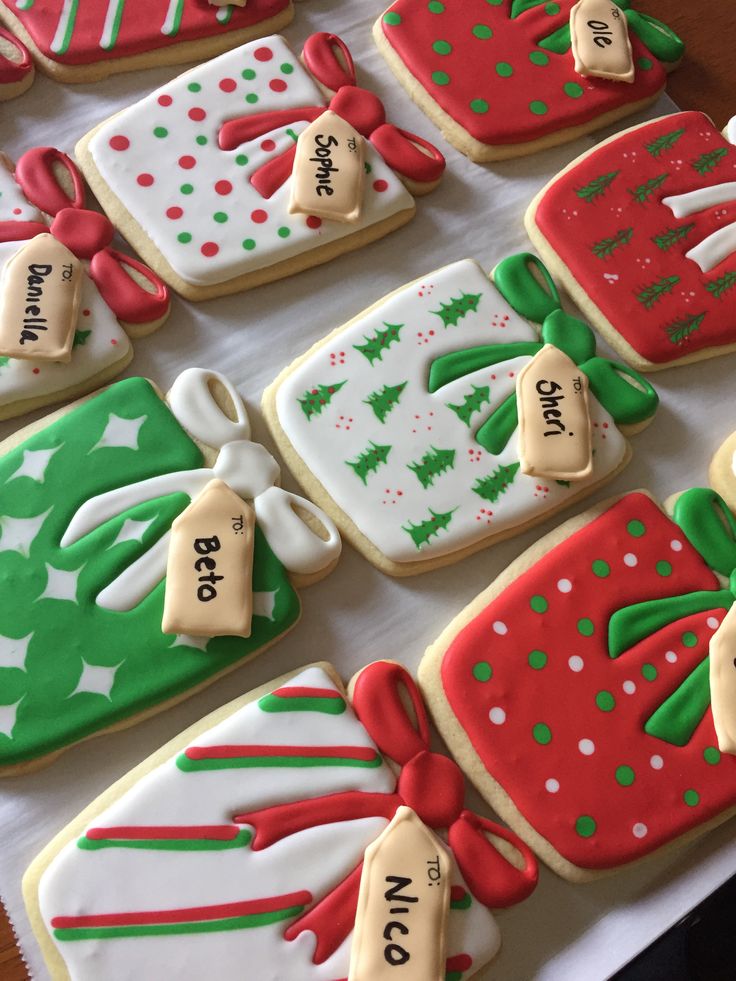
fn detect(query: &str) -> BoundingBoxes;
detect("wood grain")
[0,2,732,977]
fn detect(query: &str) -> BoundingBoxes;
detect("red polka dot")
[82,309,90,316]
[188,107,206,122]
[178,155,196,169]
[215,180,232,196]
[109,135,129,151]
[166,206,183,219]
[251,209,268,224]
[254,47,273,62]
[269,79,288,93]
[137,173,154,187]
[32,367,39,374]
[306,215,322,229]
[12,208,21,215]
[260,139,276,152]
[158,94,173,107]
[201,242,219,257]
[111,338,118,345]
[373,179,389,192]
[219,78,237,93]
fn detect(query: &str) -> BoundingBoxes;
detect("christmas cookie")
[374,0,684,162]
[0,146,170,420]
[263,252,658,576]
[527,110,736,370]
[75,32,446,301]
[419,469,736,881]
[0,0,294,84]
[0,367,340,776]
[0,26,33,99]
[24,660,537,980]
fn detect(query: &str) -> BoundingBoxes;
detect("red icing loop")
[0,28,32,85]
[301,32,356,93]
[352,660,430,762]
[89,248,169,325]
[399,751,464,828]
[14,147,85,215]
[0,220,49,243]
[50,208,114,259]
[448,811,539,908]
[370,124,446,185]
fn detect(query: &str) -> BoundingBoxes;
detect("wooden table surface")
[1,3,733,978]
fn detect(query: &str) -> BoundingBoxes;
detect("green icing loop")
[644,657,712,746]
[673,488,736,578]
[493,252,560,324]
[625,10,685,64]
[579,358,659,427]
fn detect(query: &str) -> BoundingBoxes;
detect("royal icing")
[289,112,366,223]
[709,604,736,755]
[532,111,736,365]
[271,255,657,567]
[570,0,634,83]
[0,27,33,97]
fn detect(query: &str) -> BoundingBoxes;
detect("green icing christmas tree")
[628,173,669,204]
[706,271,736,299]
[402,508,456,550]
[447,384,490,427]
[431,292,482,328]
[651,223,695,251]
[636,275,680,309]
[345,441,391,484]
[407,447,456,489]
[353,323,403,366]
[576,170,619,203]
[472,462,520,503]
[73,329,91,348]
[0,357,9,370]
[645,127,685,158]
[298,381,346,421]
[692,148,728,175]
[364,381,407,423]
[592,227,633,259]
[665,312,706,344]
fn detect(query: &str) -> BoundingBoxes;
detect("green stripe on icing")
[15,0,34,10]
[100,0,125,50]
[258,693,347,714]
[161,0,184,36]
[50,0,79,54]
[176,753,383,772]
[77,829,253,851]
[216,5,232,24]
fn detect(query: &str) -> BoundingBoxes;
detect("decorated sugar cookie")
[263,252,658,576]
[24,660,537,980]
[0,26,33,100]
[0,0,295,85]
[527,110,736,370]
[0,147,170,420]
[75,32,446,301]
[0,368,340,775]
[374,0,684,162]
[420,446,736,880]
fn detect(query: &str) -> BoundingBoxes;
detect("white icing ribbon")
[726,116,736,147]
[663,183,736,273]
[167,367,251,448]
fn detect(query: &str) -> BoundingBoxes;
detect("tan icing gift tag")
[0,233,82,362]
[349,807,450,981]
[516,344,592,481]
[162,479,255,638]
[709,603,736,755]
[570,0,635,83]
[289,110,365,223]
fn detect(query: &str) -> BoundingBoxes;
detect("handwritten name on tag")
[162,479,255,638]
[289,111,365,223]
[709,603,736,755]
[0,234,81,362]
[349,807,450,981]
[516,344,593,481]
[570,0,634,83]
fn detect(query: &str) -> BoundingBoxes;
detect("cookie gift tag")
[570,0,635,83]
[709,603,736,755]
[289,111,366,223]
[0,233,81,362]
[516,343,592,481]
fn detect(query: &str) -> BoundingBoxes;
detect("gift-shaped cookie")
[264,252,658,576]
[0,26,33,100]
[0,0,295,85]
[0,367,340,775]
[420,453,736,880]
[75,32,445,301]
[527,110,736,370]
[374,0,684,162]
[0,146,170,420]
[24,661,537,980]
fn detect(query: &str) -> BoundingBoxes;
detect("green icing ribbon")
[428,253,658,456]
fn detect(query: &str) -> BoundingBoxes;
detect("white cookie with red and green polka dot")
[75,32,445,301]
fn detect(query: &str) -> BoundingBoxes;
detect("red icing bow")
[0,147,168,325]
[218,32,446,200]
[0,28,32,87]
[234,661,538,965]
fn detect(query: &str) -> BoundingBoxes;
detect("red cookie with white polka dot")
[75,32,445,301]
[374,0,684,162]
[420,470,736,881]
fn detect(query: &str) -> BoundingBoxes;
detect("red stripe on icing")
[184,745,377,761]
[85,825,241,841]
[271,687,343,700]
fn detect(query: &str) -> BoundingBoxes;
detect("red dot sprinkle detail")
[179,155,196,169]
[373,179,389,192]
[254,47,273,62]
[158,94,173,107]
[201,242,219,258]
[260,139,276,152]
[269,79,287,93]
[219,78,237,93]
[12,208,21,215]
[109,135,130,151]
[166,206,183,220]
[188,107,206,122]
[251,209,268,224]
[137,173,154,187]
[306,216,322,229]
[215,180,232,196]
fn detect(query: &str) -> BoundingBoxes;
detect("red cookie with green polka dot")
[374,0,684,161]
[420,485,736,880]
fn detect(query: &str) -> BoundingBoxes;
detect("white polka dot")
[578,738,595,756]
[568,655,584,673]
[493,621,508,636]
[545,778,560,793]
[557,578,572,593]
[623,680,636,695]
[650,754,664,770]
[707,616,720,630]
[665,650,678,663]
[633,822,648,839]
[670,539,683,552]
[489,707,506,725]
[623,553,638,567]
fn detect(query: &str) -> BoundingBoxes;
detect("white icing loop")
[213,440,280,499]
[686,223,736,273]
[663,182,736,219]
[254,486,341,576]
[167,368,251,448]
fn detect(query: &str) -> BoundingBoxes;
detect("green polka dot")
[472,24,493,39]
[641,663,657,682]
[528,650,548,670]
[432,40,452,55]
[683,789,700,807]
[180,183,194,195]
[530,595,548,613]
[564,82,584,98]
[383,11,401,25]
[470,98,489,114]
[529,51,549,66]
[704,746,721,765]
[575,815,596,838]
[592,560,610,578]
[213,212,228,224]
[242,68,256,80]
[596,690,616,712]
[428,0,444,11]
[196,135,208,146]
[472,661,493,682]
[277,226,291,239]
[187,82,201,93]
[615,765,635,787]
[235,154,249,166]
[545,2,560,13]
[245,93,259,104]
[242,238,256,251]
[431,70,450,85]
[638,56,653,70]
[577,618,594,637]
[682,631,698,648]
[485,0,503,4]
[627,520,646,538]
[177,232,192,244]
[153,126,168,138]
[496,61,513,77]
[530,100,548,115]
[280,62,294,74]
[656,560,672,577]
[533,723,552,745]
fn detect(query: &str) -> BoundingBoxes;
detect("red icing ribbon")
[0,28,33,86]
[234,661,538,964]
[218,32,445,200]
[0,148,169,326]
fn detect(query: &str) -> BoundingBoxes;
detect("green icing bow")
[427,253,659,455]
[609,488,736,747]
